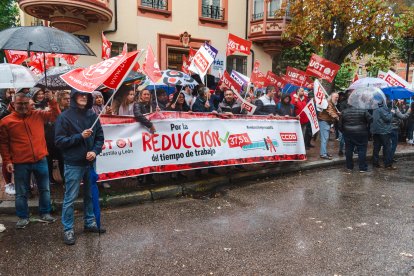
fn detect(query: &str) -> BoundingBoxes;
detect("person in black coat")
[339,105,372,172]
[217,89,243,115]
[254,86,277,116]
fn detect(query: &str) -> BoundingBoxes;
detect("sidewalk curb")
[1,150,413,215]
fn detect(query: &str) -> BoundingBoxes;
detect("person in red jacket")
[0,91,60,229]
[293,88,314,150]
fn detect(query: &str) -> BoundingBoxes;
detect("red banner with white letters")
[251,60,267,88]
[226,33,252,56]
[4,50,28,65]
[305,54,340,83]
[101,32,112,60]
[285,67,309,86]
[60,51,140,92]
[265,71,287,88]
[96,112,306,181]
[143,44,162,83]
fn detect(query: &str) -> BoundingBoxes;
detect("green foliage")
[334,62,356,91]
[272,41,317,74]
[0,0,19,31]
[365,55,393,76]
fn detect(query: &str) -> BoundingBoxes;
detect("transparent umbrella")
[347,86,386,109]
[348,77,389,90]
[0,63,38,89]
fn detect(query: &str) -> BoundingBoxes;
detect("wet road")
[1,158,414,275]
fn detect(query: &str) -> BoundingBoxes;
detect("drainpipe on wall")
[245,0,255,72]
[103,0,118,35]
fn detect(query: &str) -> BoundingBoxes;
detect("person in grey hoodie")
[370,101,395,169]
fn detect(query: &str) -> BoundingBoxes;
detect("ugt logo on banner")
[306,54,341,83]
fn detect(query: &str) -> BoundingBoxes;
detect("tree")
[272,41,316,74]
[282,0,397,92]
[365,55,394,77]
[0,0,19,31]
[334,62,356,91]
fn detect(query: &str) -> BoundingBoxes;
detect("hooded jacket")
[55,91,104,166]
[276,94,296,117]
[0,98,60,165]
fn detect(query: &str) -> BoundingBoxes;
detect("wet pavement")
[1,157,414,275]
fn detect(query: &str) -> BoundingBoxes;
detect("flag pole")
[153,84,159,110]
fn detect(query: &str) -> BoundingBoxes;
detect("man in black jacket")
[217,89,243,114]
[339,105,372,172]
[254,86,277,116]
[55,90,105,245]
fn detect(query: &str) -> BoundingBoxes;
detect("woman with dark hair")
[112,85,135,116]
[167,92,191,112]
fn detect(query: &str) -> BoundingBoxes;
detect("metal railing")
[252,12,264,20]
[141,0,168,10]
[201,5,224,20]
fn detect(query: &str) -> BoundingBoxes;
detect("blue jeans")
[372,133,393,167]
[14,158,51,219]
[338,131,345,152]
[61,164,95,232]
[390,129,399,159]
[407,123,414,140]
[319,120,331,156]
[344,134,368,171]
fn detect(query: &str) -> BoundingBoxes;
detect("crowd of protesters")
[0,81,413,245]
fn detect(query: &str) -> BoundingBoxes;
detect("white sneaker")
[0,224,6,233]
[408,140,413,145]
[5,183,15,195]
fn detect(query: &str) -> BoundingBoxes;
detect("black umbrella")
[0,26,95,56]
[35,65,78,90]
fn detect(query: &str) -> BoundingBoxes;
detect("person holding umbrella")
[55,89,105,246]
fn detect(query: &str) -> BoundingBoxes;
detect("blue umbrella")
[381,86,414,99]
[89,166,101,233]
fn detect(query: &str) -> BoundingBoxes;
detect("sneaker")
[39,214,57,223]
[15,218,29,229]
[407,139,413,144]
[392,158,398,163]
[5,183,15,195]
[320,155,332,160]
[84,222,106,234]
[327,153,333,157]
[64,230,76,245]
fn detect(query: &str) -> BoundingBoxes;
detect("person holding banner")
[55,90,106,245]
[339,104,372,172]
[276,94,296,117]
[317,93,340,160]
[293,88,313,149]
[192,86,217,113]
[133,89,157,133]
[254,86,278,116]
[217,89,243,115]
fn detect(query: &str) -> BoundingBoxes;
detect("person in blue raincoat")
[55,89,105,246]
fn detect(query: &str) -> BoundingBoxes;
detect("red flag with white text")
[265,71,287,88]
[226,33,252,56]
[302,99,320,135]
[4,50,28,65]
[306,54,340,83]
[143,44,162,83]
[250,60,267,88]
[313,79,329,111]
[101,32,112,60]
[182,54,190,74]
[285,67,309,86]
[60,51,140,93]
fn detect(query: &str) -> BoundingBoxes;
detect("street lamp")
[405,37,414,82]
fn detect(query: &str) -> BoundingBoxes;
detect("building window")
[201,0,224,20]
[141,0,168,10]
[110,42,137,57]
[252,0,264,20]
[226,55,247,75]
[167,47,189,70]
[267,0,281,18]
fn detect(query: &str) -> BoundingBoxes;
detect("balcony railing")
[252,12,264,20]
[201,5,224,20]
[141,0,168,10]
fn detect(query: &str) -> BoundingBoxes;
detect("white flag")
[313,79,328,111]
[302,99,320,135]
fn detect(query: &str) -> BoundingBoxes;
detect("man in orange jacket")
[0,91,61,229]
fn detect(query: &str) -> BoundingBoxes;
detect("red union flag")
[61,51,140,93]
[101,32,112,60]
[285,67,308,86]
[306,54,340,83]
[226,33,252,56]
[28,53,55,73]
[251,60,267,88]
[182,54,190,74]
[384,70,409,88]
[302,99,320,135]
[143,44,162,83]
[221,71,242,92]
[265,71,287,88]
[4,50,28,65]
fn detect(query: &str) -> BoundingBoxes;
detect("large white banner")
[96,112,306,181]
